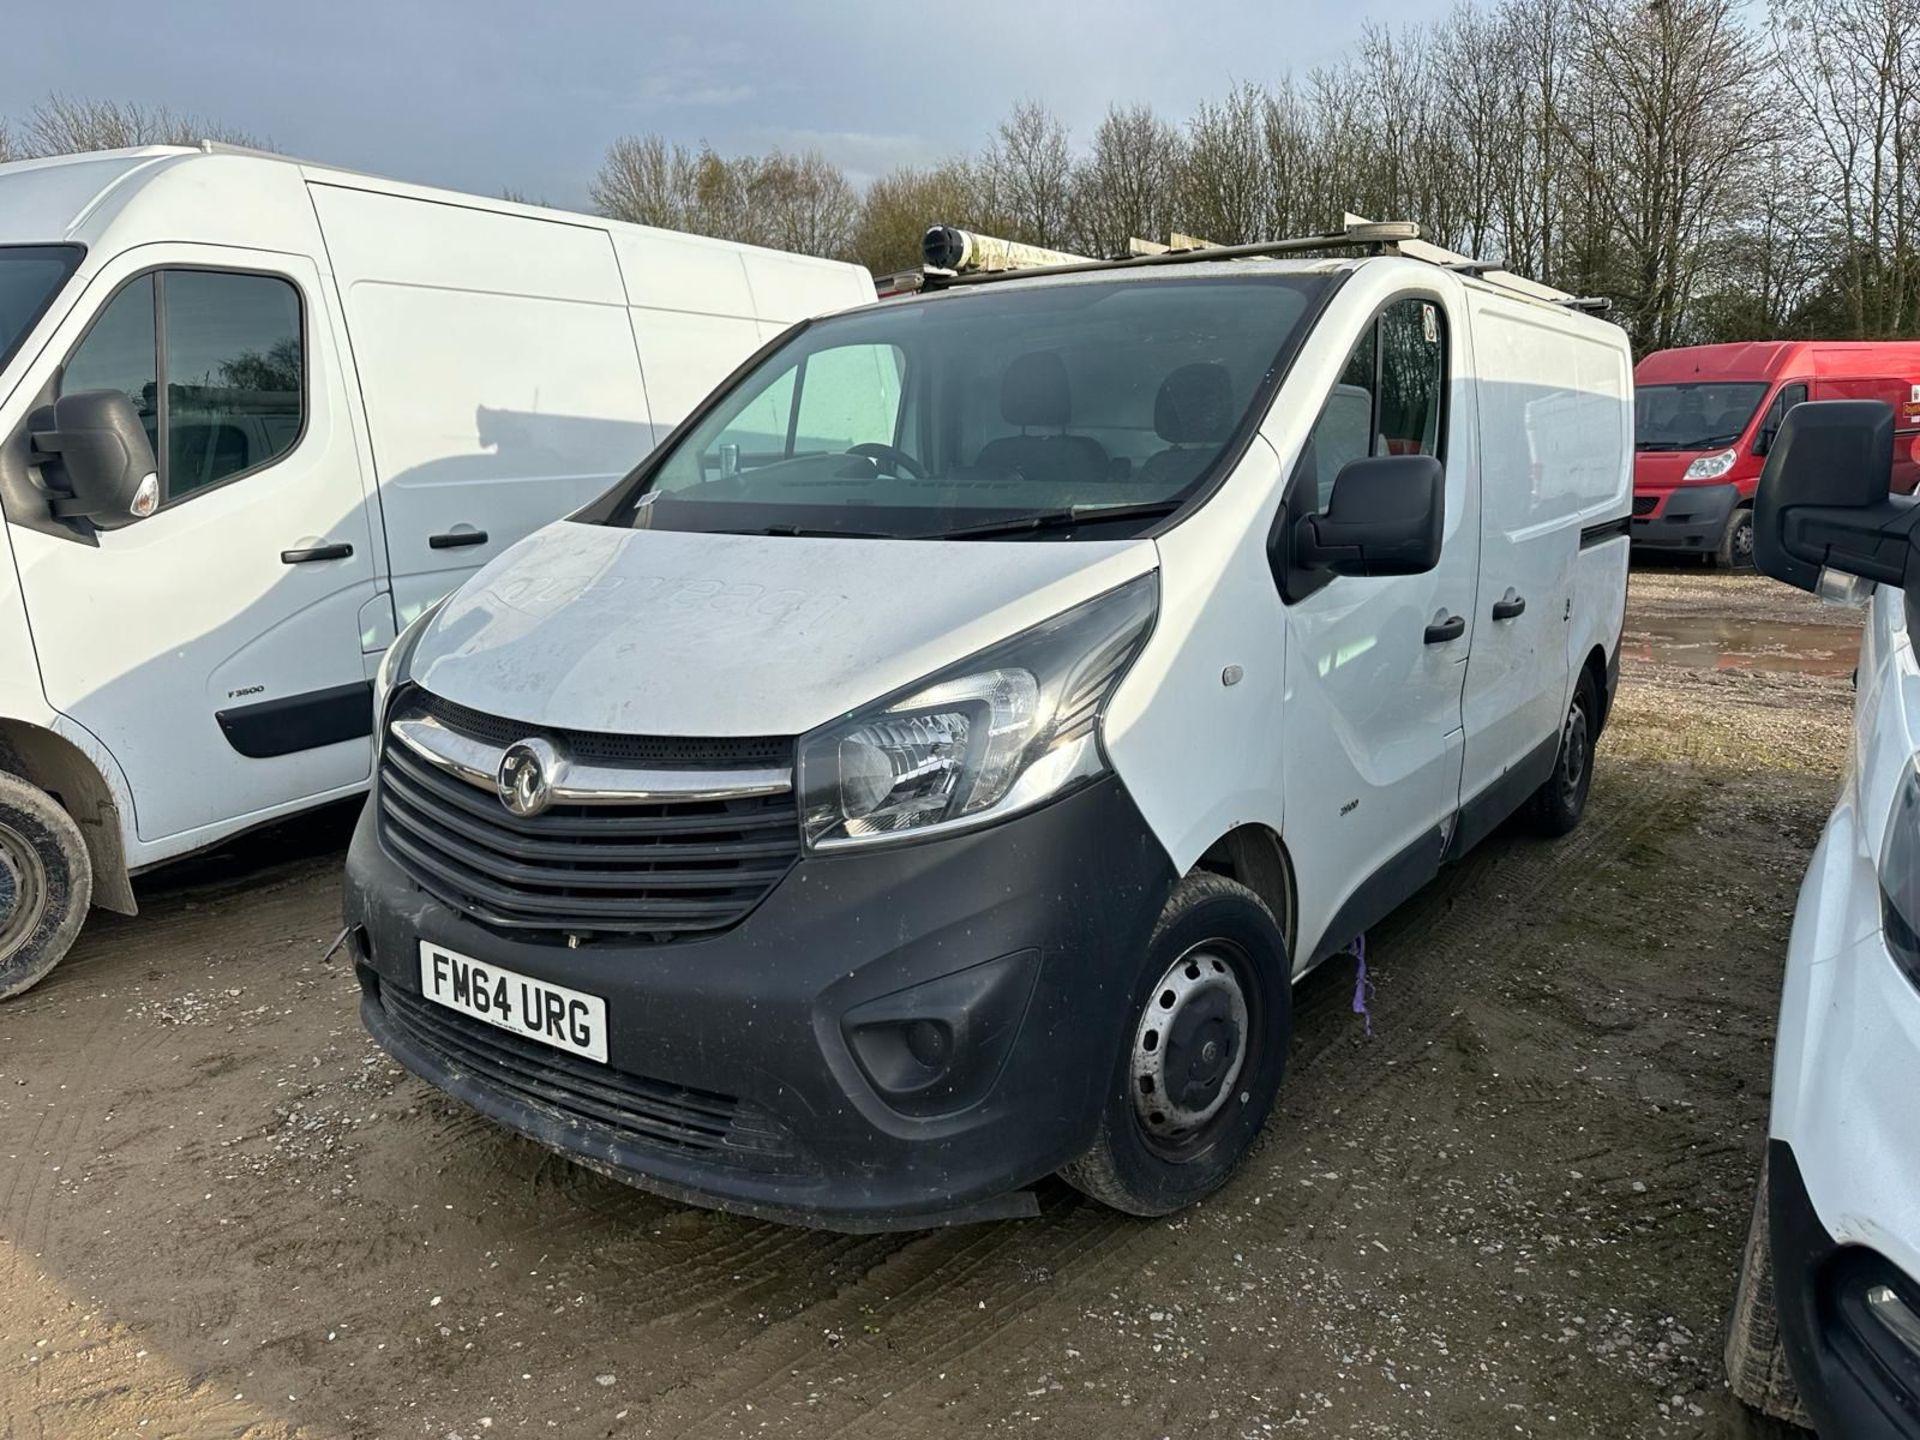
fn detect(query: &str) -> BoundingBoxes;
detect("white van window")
[60,269,304,505]
[1296,297,1446,512]
[0,245,82,370]
[627,274,1329,539]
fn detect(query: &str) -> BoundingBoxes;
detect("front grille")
[377,695,800,940]
[376,979,805,1171]
[1633,494,1659,516]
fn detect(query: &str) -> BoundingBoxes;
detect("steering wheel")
[846,442,926,479]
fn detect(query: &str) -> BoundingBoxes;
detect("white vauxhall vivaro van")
[0,145,873,997]
[343,223,1634,1229]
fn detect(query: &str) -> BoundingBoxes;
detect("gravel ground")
[0,565,1862,1440]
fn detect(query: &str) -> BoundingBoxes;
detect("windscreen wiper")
[730,524,898,539]
[923,500,1187,541]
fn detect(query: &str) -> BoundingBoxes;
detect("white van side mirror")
[29,390,160,531]
[1293,454,1445,578]
[1754,401,1918,596]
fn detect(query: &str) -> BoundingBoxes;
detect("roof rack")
[914,214,1610,314]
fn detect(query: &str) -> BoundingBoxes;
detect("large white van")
[341,224,1633,1229]
[0,145,874,998]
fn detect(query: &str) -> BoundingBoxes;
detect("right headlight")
[1881,755,1920,985]
[797,573,1158,851]
[371,597,448,738]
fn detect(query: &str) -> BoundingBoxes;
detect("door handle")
[1424,612,1466,644]
[429,529,489,550]
[1491,590,1527,621]
[281,542,354,564]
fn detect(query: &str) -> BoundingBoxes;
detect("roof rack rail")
[913,214,1606,314]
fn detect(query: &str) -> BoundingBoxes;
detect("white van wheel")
[0,772,92,1000]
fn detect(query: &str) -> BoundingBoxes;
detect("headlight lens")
[798,574,1157,850]
[1882,756,1920,985]
[1683,448,1738,481]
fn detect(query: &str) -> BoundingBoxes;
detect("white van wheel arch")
[0,722,134,916]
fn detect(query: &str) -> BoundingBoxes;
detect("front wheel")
[1059,872,1292,1216]
[1725,1158,1812,1427]
[0,771,92,1000]
[1716,505,1756,571]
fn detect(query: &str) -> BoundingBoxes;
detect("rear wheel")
[1527,671,1598,837]
[1725,1158,1813,1427]
[1059,872,1291,1216]
[1717,505,1756,570]
[0,772,91,1000]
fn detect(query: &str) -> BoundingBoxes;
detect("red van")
[1632,341,1920,566]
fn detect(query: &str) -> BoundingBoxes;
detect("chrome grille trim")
[388,713,792,804]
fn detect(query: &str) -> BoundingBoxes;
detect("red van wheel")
[1717,507,1755,570]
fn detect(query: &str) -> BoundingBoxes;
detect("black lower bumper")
[1631,483,1739,552]
[345,775,1175,1231]
[1770,1139,1920,1437]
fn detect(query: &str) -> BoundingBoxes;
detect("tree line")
[590,0,1920,355]
[9,0,1917,357]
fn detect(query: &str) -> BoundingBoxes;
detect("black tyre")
[1527,670,1599,837]
[1717,505,1756,571]
[1059,872,1291,1216]
[1725,1158,1813,1428]
[0,771,91,1001]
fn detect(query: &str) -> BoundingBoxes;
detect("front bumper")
[1771,1141,1920,1438]
[1630,482,1739,551]
[345,774,1176,1231]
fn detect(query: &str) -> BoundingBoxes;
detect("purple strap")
[1350,933,1373,1038]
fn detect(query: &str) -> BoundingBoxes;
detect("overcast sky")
[8,0,1453,209]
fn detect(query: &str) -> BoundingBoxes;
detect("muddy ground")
[0,564,1864,1440]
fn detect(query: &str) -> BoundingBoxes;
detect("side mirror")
[1754,400,1919,595]
[1293,454,1444,577]
[29,390,159,531]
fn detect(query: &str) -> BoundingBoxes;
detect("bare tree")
[1071,104,1185,255]
[850,161,985,276]
[981,101,1075,248]
[23,94,257,156]
[591,135,703,231]
[1181,83,1270,245]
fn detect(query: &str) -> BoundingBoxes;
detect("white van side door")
[1280,292,1479,963]
[4,245,380,844]
[1457,294,1588,826]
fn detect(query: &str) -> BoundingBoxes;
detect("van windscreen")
[608,273,1328,539]
[1635,381,1768,452]
[0,245,82,373]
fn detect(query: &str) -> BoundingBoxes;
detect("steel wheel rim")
[1560,701,1590,806]
[1131,942,1252,1155]
[0,818,48,963]
[1732,513,1756,564]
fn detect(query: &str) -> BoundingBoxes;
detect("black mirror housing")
[1754,400,1919,594]
[1294,454,1445,577]
[30,389,159,531]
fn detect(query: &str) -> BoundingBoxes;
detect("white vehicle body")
[341,246,1634,1229]
[0,146,872,917]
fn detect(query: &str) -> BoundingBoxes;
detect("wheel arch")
[1193,823,1296,957]
[1581,642,1612,733]
[0,720,135,915]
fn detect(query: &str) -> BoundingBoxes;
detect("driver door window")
[792,343,906,455]
[1754,382,1807,455]
[60,268,304,506]
[1295,297,1446,512]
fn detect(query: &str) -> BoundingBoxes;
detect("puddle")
[1622,615,1860,677]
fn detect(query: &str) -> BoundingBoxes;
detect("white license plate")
[417,941,608,1063]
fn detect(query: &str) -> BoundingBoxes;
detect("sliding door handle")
[281,542,353,564]
[429,528,489,550]
[1424,612,1466,645]
[1491,590,1527,621]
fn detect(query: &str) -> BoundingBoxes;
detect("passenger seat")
[974,351,1109,486]
[1137,363,1234,490]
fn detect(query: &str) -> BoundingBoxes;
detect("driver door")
[1280,294,1479,960]
[5,245,381,844]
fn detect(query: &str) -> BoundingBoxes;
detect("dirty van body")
[1632,340,1920,569]
[0,145,873,999]
[345,241,1634,1229]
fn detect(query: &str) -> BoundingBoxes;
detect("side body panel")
[1459,290,1630,813]
[309,183,656,624]
[0,518,51,728]
[1106,260,1481,969]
